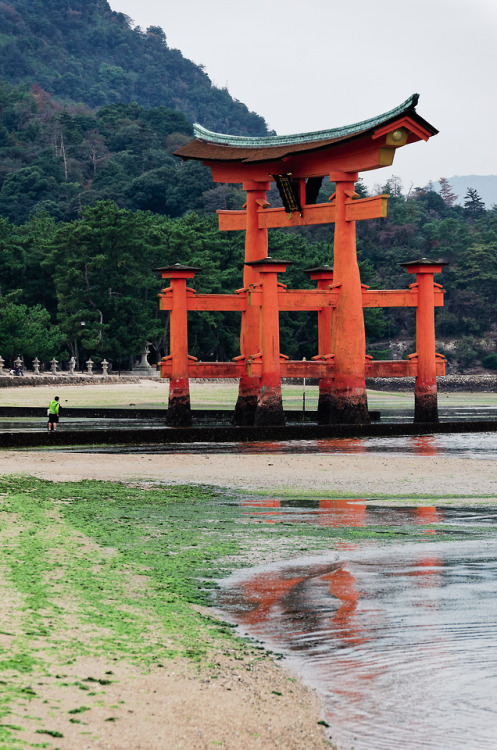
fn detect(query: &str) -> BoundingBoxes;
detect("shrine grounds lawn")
[1,378,497,412]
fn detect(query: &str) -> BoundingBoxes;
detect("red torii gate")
[159,94,446,426]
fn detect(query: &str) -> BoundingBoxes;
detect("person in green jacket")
[47,396,61,432]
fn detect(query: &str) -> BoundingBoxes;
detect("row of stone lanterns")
[0,355,110,376]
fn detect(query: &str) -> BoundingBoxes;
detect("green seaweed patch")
[35,729,64,738]
[248,487,497,503]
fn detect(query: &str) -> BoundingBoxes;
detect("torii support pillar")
[306,265,335,425]
[401,259,448,423]
[233,181,270,426]
[246,257,291,426]
[329,173,370,424]
[157,264,200,427]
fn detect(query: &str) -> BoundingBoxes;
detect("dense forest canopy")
[1,182,497,373]
[0,2,496,373]
[0,80,224,224]
[0,0,268,135]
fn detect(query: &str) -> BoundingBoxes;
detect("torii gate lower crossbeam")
[158,260,446,426]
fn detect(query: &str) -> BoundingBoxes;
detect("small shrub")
[482,353,497,370]
[369,349,391,360]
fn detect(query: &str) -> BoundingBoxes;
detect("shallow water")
[60,432,497,459]
[216,503,497,750]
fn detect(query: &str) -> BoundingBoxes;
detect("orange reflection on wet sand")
[316,438,366,453]
[409,555,444,591]
[318,498,367,527]
[238,573,306,626]
[411,435,439,456]
[241,497,282,523]
[414,505,444,534]
[241,498,281,508]
[238,441,285,453]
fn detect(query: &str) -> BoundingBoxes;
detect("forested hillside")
[0,1,496,374]
[0,0,268,135]
[0,81,222,223]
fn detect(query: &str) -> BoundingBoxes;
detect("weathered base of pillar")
[167,381,192,427]
[233,376,260,426]
[317,378,334,425]
[414,392,439,423]
[328,393,370,425]
[255,385,285,426]
[233,395,258,426]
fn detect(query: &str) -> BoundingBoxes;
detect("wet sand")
[8,651,329,750]
[2,449,497,500]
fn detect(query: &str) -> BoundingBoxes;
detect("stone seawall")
[0,375,148,387]
[366,375,497,392]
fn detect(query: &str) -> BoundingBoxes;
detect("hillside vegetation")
[0,81,220,224]
[0,2,496,373]
[0,0,267,134]
[1,182,497,373]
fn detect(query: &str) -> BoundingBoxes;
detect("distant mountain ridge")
[0,0,268,135]
[437,175,497,208]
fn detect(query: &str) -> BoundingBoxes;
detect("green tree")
[0,299,64,362]
[464,187,485,218]
[45,201,166,366]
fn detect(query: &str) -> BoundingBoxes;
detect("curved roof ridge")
[194,94,420,148]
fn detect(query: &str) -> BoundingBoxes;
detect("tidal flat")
[1,474,493,749]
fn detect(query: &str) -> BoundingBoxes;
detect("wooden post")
[305,265,334,424]
[401,259,447,423]
[157,264,200,427]
[329,172,370,424]
[233,181,270,426]
[246,257,290,426]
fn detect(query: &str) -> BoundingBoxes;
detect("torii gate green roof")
[175,94,437,164]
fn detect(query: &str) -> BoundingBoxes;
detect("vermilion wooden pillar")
[233,181,271,426]
[401,259,447,423]
[246,257,290,426]
[329,172,370,424]
[157,264,199,427]
[306,265,335,424]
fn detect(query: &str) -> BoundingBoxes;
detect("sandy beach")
[2,449,497,500]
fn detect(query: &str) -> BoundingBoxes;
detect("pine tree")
[439,177,458,207]
[464,187,485,218]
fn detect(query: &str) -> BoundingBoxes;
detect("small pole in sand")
[302,357,306,421]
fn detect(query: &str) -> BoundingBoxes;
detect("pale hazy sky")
[108,0,497,191]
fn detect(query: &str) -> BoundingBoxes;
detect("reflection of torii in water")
[234,556,368,651]
[236,559,343,636]
[321,565,367,647]
[228,504,444,654]
[236,499,368,643]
